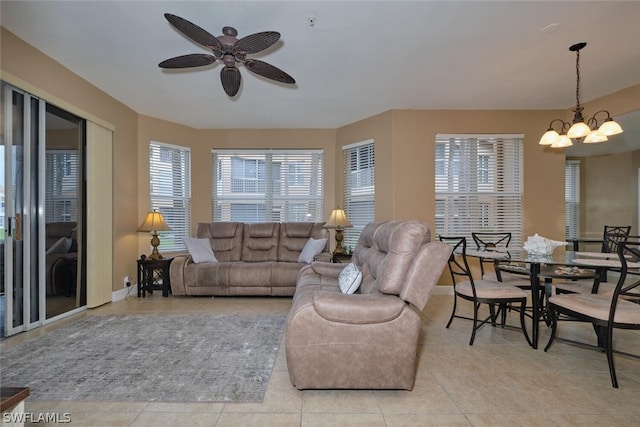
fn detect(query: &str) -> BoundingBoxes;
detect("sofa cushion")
[184,237,218,263]
[354,221,430,295]
[278,222,327,262]
[195,222,243,262]
[184,261,232,290]
[298,238,327,264]
[242,223,280,262]
[338,262,362,294]
[46,237,72,256]
[229,261,274,287]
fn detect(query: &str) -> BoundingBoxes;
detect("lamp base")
[334,227,344,254]
[148,232,163,260]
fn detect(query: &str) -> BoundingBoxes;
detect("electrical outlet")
[123,275,132,288]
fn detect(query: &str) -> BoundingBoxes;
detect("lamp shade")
[584,131,608,143]
[539,129,560,146]
[325,208,352,229]
[550,135,573,148]
[567,121,591,139]
[137,211,172,232]
[597,118,624,136]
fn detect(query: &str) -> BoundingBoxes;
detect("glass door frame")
[3,83,47,335]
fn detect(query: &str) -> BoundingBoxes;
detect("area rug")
[0,314,286,402]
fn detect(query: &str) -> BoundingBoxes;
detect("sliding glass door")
[1,83,42,335]
[1,82,85,337]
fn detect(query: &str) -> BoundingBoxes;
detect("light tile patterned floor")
[5,293,640,426]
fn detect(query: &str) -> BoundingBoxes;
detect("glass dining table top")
[465,248,640,269]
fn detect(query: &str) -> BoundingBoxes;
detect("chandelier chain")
[575,49,581,110]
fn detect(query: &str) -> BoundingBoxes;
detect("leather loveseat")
[169,222,329,296]
[285,220,452,390]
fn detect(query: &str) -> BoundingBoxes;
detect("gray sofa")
[285,220,452,390]
[169,222,329,296]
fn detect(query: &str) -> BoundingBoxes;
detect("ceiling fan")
[159,13,296,97]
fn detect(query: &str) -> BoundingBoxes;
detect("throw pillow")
[46,237,72,256]
[339,262,362,294]
[184,237,218,263]
[297,237,327,264]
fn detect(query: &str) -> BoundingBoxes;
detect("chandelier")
[539,42,623,148]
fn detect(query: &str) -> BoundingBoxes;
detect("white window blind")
[212,149,323,223]
[45,150,78,222]
[435,134,523,249]
[565,160,580,239]
[343,140,375,249]
[149,142,191,252]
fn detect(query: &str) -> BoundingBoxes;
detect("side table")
[137,256,173,297]
[332,253,352,263]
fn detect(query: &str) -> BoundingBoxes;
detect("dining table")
[465,248,610,349]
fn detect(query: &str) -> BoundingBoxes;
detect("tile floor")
[5,291,640,426]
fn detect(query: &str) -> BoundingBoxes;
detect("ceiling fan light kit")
[539,42,623,148]
[159,13,295,97]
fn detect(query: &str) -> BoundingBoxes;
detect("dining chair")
[545,239,640,388]
[471,231,530,287]
[440,236,532,346]
[556,229,633,296]
[601,225,632,253]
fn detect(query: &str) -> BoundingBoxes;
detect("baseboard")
[112,284,138,301]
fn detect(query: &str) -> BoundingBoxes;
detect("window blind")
[149,142,191,252]
[435,134,523,249]
[45,150,78,222]
[565,160,580,239]
[212,149,323,223]
[343,140,375,249]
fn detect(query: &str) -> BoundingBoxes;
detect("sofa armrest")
[309,261,346,277]
[315,251,333,263]
[312,292,406,324]
[169,255,192,295]
[296,261,346,283]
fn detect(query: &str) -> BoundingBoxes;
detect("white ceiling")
[1,1,639,131]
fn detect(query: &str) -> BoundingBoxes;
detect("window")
[343,140,375,249]
[45,150,78,222]
[212,150,323,223]
[565,160,580,239]
[149,142,191,252]
[435,134,523,249]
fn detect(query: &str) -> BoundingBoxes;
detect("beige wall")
[576,150,640,236]
[2,26,639,294]
[137,117,337,257]
[337,109,571,240]
[1,27,139,295]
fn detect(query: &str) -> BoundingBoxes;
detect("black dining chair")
[545,239,640,388]
[471,231,530,287]
[440,236,532,346]
[556,229,633,296]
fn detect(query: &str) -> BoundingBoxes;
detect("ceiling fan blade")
[220,66,241,96]
[244,59,295,84]
[235,31,281,54]
[159,54,216,69]
[164,13,223,51]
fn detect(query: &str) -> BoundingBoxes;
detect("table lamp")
[137,210,172,260]
[325,207,352,254]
